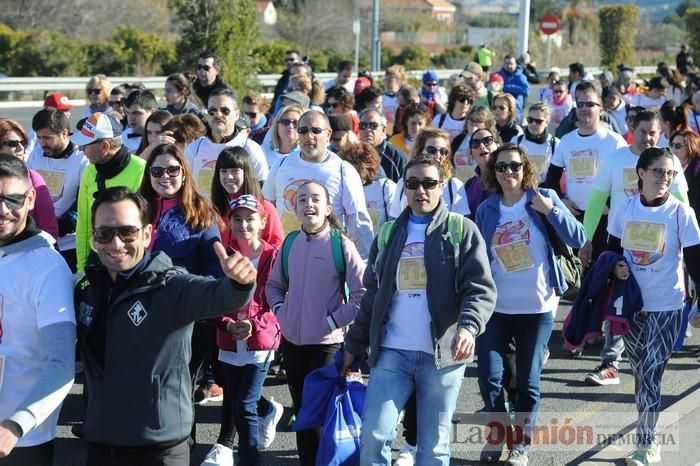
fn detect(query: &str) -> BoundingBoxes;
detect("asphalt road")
[50,303,700,466]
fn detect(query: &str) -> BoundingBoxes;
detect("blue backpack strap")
[281,230,301,286]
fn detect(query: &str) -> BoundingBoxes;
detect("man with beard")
[184,88,268,198]
[27,109,88,271]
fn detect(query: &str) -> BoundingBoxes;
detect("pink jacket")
[29,169,58,239]
[265,225,366,346]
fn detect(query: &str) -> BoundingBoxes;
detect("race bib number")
[530,155,547,176]
[494,240,534,273]
[280,209,301,234]
[368,208,380,231]
[568,153,596,178]
[37,169,65,198]
[623,168,638,194]
[622,221,666,253]
[197,168,214,196]
[397,257,427,291]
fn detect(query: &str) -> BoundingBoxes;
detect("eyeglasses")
[109,99,125,107]
[279,118,298,128]
[1,140,26,149]
[244,112,257,120]
[87,88,102,95]
[327,102,341,108]
[469,135,495,149]
[208,106,232,116]
[648,168,678,179]
[405,179,440,190]
[576,101,601,108]
[359,121,383,131]
[494,162,524,173]
[493,105,508,111]
[197,64,213,71]
[297,126,326,135]
[92,225,142,244]
[457,96,472,104]
[424,145,449,157]
[149,165,182,178]
[527,117,545,125]
[0,191,30,210]
[670,142,686,150]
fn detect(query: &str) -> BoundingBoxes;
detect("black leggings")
[0,440,54,466]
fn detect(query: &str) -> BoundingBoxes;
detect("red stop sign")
[540,14,561,35]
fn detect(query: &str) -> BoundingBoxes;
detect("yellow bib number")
[622,221,666,253]
[530,155,547,176]
[568,155,596,178]
[197,168,214,197]
[397,257,427,291]
[37,169,65,198]
[494,240,534,273]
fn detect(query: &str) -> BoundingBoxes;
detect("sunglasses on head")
[92,225,142,244]
[469,135,495,149]
[2,140,25,149]
[494,161,523,173]
[424,145,449,157]
[0,191,29,210]
[279,118,298,128]
[359,121,382,131]
[527,117,545,124]
[87,88,102,95]
[149,166,181,178]
[297,126,326,135]
[197,64,213,71]
[208,106,232,116]
[576,101,600,108]
[405,178,440,190]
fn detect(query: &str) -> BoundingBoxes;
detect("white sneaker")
[201,443,234,466]
[258,397,284,449]
[393,443,417,466]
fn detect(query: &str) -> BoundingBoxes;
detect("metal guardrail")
[0,66,658,99]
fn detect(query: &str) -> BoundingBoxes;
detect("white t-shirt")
[262,142,295,170]
[489,196,559,314]
[262,150,373,258]
[26,146,89,251]
[218,256,273,366]
[608,195,700,312]
[121,128,141,153]
[547,95,575,129]
[382,220,434,354]
[0,246,76,446]
[593,146,688,221]
[512,133,558,183]
[382,93,399,131]
[432,112,466,142]
[551,127,627,210]
[631,94,666,111]
[324,78,355,94]
[364,177,397,231]
[389,177,470,219]
[185,133,269,197]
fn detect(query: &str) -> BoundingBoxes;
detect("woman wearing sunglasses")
[475,143,585,465]
[0,118,58,239]
[607,147,700,466]
[451,106,498,182]
[670,129,700,220]
[492,93,524,143]
[512,102,559,184]
[262,104,304,169]
[325,86,359,135]
[463,128,500,220]
[389,128,469,219]
[432,85,474,142]
[82,74,112,119]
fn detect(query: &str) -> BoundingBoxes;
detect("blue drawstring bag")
[315,377,365,466]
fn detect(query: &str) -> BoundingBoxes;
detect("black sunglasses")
[92,225,142,244]
[359,121,383,131]
[425,145,449,157]
[197,64,213,71]
[0,191,30,210]
[279,118,298,128]
[297,126,326,135]
[405,179,440,190]
[208,106,232,116]
[494,162,524,173]
[527,117,545,124]
[109,99,125,106]
[149,166,181,178]
[470,136,495,149]
[457,96,472,104]
[2,140,26,149]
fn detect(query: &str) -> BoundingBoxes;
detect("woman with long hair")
[163,73,204,117]
[451,106,498,182]
[476,143,585,464]
[211,146,284,249]
[262,104,304,169]
[492,93,524,142]
[670,129,700,219]
[136,110,174,160]
[389,102,431,154]
[325,86,359,135]
[161,113,207,152]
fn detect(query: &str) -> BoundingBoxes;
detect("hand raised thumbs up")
[214,241,257,285]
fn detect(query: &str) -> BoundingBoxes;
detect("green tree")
[677,0,697,17]
[112,26,176,76]
[173,0,259,95]
[530,0,559,25]
[560,0,597,46]
[394,45,432,70]
[686,8,700,65]
[252,40,299,74]
[431,45,474,69]
[12,30,88,76]
[598,5,639,74]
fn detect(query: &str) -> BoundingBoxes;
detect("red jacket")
[215,240,281,351]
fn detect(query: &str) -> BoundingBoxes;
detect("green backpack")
[281,228,348,301]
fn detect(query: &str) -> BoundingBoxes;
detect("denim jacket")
[475,188,586,296]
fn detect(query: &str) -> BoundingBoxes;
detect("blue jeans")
[218,361,269,465]
[477,311,554,451]
[360,348,465,466]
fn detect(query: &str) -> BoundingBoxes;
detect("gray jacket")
[344,201,496,368]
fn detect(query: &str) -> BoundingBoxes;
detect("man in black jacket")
[358,109,407,183]
[271,49,302,111]
[193,51,231,109]
[74,187,256,466]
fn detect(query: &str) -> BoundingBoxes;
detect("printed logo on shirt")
[78,302,95,327]
[492,218,534,273]
[127,301,148,327]
[196,160,217,197]
[281,178,312,233]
